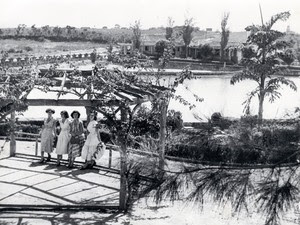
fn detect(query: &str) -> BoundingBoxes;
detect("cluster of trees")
[0,25,132,44]
[148,14,231,61]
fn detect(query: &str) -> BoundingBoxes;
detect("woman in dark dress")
[68,110,85,168]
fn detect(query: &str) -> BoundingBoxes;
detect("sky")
[0,0,300,32]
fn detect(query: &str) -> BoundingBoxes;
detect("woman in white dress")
[81,111,103,169]
[39,108,56,163]
[56,110,71,166]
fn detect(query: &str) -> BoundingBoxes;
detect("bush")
[7,48,16,53]
[167,120,300,164]
[24,46,33,52]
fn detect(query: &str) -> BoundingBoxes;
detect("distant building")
[119,31,247,63]
[206,28,213,32]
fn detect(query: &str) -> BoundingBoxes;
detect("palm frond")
[265,11,291,30]
[266,77,297,92]
[230,71,259,85]
[242,87,260,114]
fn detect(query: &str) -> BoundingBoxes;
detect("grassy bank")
[0,39,107,57]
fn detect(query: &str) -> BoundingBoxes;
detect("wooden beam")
[119,107,128,211]
[159,100,167,170]
[10,111,16,157]
[26,99,96,107]
[25,97,149,107]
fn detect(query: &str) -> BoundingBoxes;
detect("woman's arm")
[52,119,57,136]
[96,128,101,142]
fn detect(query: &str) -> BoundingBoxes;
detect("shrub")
[24,46,33,52]
[167,120,300,164]
[7,48,16,53]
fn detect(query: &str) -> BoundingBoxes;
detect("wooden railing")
[5,132,115,168]
[15,132,39,156]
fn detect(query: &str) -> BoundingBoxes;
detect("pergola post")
[119,107,128,210]
[159,99,167,170]
[9,110,16,156]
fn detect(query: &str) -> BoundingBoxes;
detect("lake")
[21,75,300,122]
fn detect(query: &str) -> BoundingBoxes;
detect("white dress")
[56,119,71,155]
[81,120,101,160]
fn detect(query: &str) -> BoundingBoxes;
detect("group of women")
[39,108,104,170]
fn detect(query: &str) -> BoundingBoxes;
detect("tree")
[131,20,142,50]
[15,24,26,37]
[220,13,230,62]
[65,25,76,39]
[198,44,214,60]
[166,17,174,40]
[182,18,194,58]
[41,25,51,36]
[155,40,169,58]
[31,24,41,37]
[53,26,63,37]
[230,11,297,123]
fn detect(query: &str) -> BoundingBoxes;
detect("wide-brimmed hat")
[71,110,81,118]
[45,108,55,114]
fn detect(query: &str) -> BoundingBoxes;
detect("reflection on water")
[21,75,300,122]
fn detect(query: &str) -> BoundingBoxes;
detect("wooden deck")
[0,151,120,210]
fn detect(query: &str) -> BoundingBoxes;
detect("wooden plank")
[9,111,16,157]
[0,204,119,211]
[25,97,149,107]
[159,100,167,170]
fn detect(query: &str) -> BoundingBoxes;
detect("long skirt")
[81,133,99,160]
[68,135,85,158]
[56,131,70,155]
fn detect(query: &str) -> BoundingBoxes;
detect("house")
[118,31,248,63]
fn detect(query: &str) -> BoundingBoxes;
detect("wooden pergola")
[7,65,168,210]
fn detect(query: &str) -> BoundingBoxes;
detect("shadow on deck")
[0,154,120,211]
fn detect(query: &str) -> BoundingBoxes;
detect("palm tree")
[230,11,297,123]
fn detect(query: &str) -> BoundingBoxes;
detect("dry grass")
[0,39,107,57]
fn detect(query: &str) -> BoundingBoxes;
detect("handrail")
[15,131,40,137]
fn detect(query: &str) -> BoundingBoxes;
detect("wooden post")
[9,111,16,156]
[159,100,167,170]
[35,136,38,156]
[119,107,128,210]
[108,149,112,168]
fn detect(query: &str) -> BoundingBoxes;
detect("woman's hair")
[90,111,97,120]
[71,110,81,118]
[60,110,69,118]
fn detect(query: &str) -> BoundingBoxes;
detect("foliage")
[181,18,194,58]
[131,20,142,50]
[278,48,296,66]
[230,11,297,122]
[165,17,174,40]
[155,40,169,58]
[130,106,183,139]
[197,44,214,60]
[220,13,230,62]
[0,64,53,122]
[0,24,133,44]
[167,119,300,165]
[126,153,300,225]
